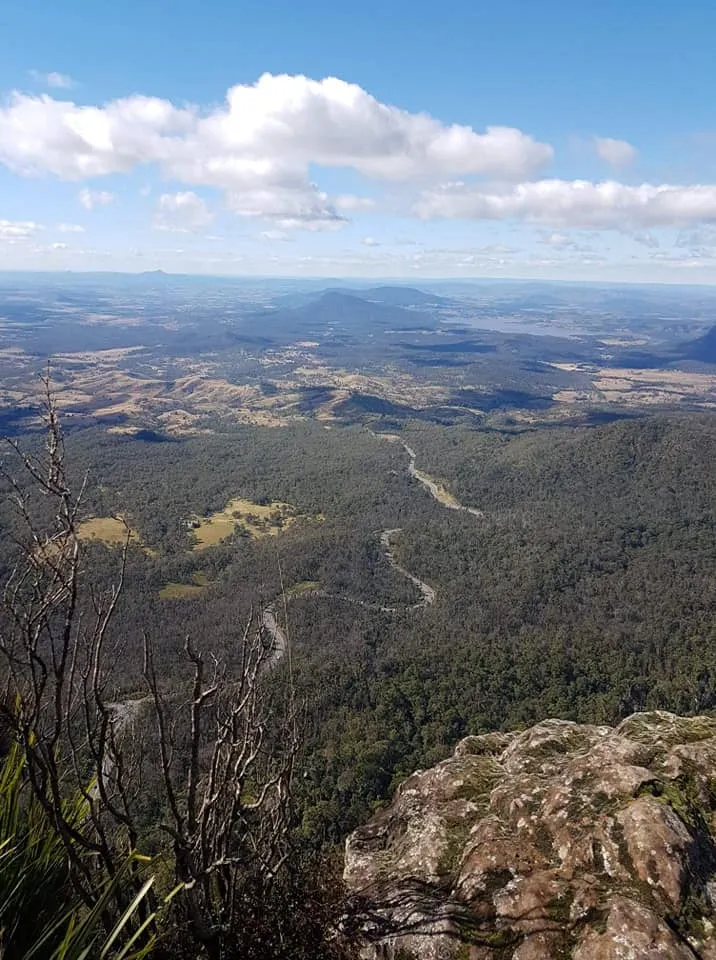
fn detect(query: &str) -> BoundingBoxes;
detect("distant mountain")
[260,291,440,336]
[270,284,452,311]
[345,286,453,308]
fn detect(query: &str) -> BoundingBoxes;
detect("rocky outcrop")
[344,712,716,959]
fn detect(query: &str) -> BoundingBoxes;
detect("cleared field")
[191,498,299,551]
[78,516,140,546]
[77,516,158,556]
[553,366,716,409]
[160,582,205,599]
[160,573,213,600]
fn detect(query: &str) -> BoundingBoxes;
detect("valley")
[1,272,715,936]
[3,275,716,442]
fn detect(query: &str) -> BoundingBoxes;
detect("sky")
[3,0,716,281]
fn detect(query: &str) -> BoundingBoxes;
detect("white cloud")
[415,179,716,229]
[537,231,595,254]
[594,137,637,167]
[0,219,43,241]
[0,93,194,179]
[361,236,381,246]
[78,188,114,209]
[225,180,344,229]
[259,229,292,242]
[675,226,716,251]
[56,222,85,233]
[30,70,75,90]
[154,191,212,232]
[540,231,575,247]
[631,231,659,249]
[0,74,552,228]
[46,72,75,90]
[183,73,552,181]
[335,194,376,211]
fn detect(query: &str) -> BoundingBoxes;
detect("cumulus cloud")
[154,191,212,232]
[415,179,716,229]
[56,222,85,233]
[594,137,637,167]
[0,219,43,241]
[225,179,344,229]
[540,231,576,247]
[78,188,114,209]
[0,93,194,179]
[361,236,381,246]
[0,74,552,228]
[180,74,552,181]
[537,231,595,254]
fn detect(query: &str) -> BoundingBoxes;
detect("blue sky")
[2,0,716,280]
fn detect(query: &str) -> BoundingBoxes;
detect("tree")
[0,377,334,959]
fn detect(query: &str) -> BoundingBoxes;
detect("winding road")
[261,431,482,665]
[108,433,483,719]
[375,433,484,518]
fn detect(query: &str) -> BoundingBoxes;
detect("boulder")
[345,711,716,958]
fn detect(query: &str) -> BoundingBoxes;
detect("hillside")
[344,286,453,308]
[293,414,716,837]
[680,324,716,365]
[266,290,440,335]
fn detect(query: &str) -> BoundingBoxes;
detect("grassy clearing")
[285,580,322,598]
[160,582,205,599]
[77,516,159,557]
[79,517,141,547]
[160,571,214,600]
[191,497,299,551]
[413,468,461,507]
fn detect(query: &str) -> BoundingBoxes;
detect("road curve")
[375,433,484,517]
[261,430,483,663]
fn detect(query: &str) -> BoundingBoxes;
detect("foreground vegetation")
[0,394,353,959]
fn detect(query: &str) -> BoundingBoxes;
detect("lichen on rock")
[344,711,716,959]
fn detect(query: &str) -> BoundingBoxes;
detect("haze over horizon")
[4,0,716,283]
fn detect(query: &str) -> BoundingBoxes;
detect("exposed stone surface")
[344,712,716,959]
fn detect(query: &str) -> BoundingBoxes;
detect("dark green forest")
[2,412,713,844]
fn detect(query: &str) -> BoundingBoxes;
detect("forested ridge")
[2,411,713,845]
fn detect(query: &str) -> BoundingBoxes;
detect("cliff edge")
[344,712,716,959]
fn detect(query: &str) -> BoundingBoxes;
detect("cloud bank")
[415,180,716,229]
[2,73,716,241]
[0,73,551,228]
